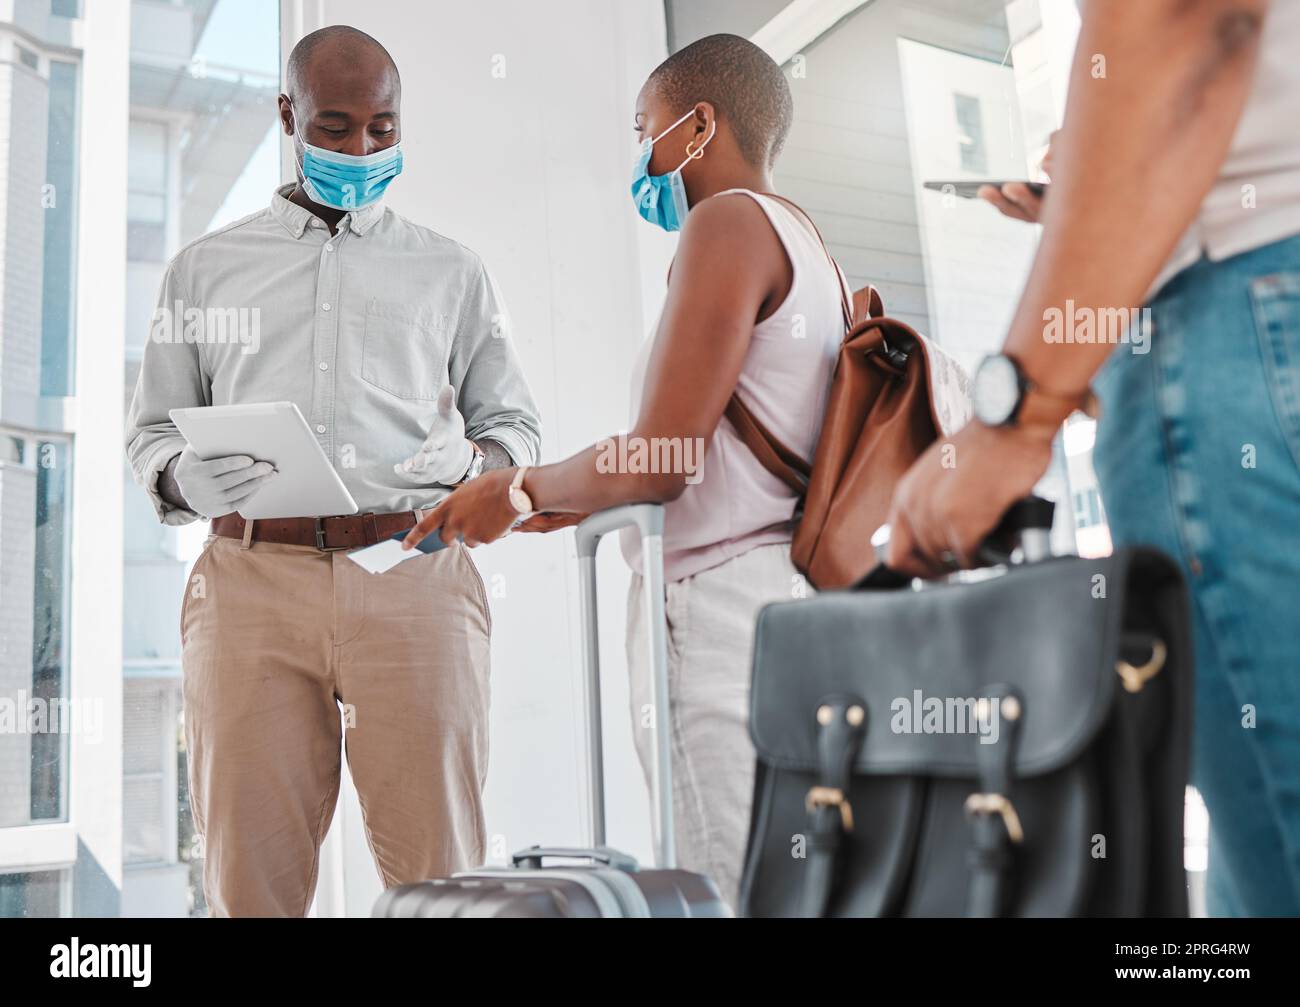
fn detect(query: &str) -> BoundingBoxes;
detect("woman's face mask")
[292,103,404,211]
[630,107,716,232]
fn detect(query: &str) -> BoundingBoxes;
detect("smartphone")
[389,527,449,553]
[923,180,1046,200]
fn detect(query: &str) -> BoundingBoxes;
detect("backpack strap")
[853,284,885,326]
[724,395,810,496]
[758,191,854,333]
[724,193,876,492]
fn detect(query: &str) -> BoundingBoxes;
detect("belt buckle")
[313,516,351,552]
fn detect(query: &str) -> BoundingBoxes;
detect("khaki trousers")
[626,542,801,911]
[180,534,491,917]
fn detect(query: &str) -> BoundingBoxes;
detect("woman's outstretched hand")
[403,467,519,550]
[514,511,588,533]
[402,469,589,549]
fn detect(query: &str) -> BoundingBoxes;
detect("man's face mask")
[292,103,404,211]
[630,107,716,232]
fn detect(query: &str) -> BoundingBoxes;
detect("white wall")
[284,0,676,913]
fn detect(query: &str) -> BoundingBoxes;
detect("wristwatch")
[507,467,534,516]
[458,440,486,484]
[972,353,1097,431]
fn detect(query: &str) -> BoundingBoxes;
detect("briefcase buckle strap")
[1116,636,1167,694]
[800,697,868,918]
[805,786,854,832]
[963,685,1026,919]
[963,793,1024,844]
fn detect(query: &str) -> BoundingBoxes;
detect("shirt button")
[318,362,329,371]
[324,243,334,252]
[315,424,326,434]
[321,302,332,311]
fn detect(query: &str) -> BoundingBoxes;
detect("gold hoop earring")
[685,139,705,160]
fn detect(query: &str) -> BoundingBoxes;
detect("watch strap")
[459,440,486,483]
[1016,383,1098,432]
[508,466,534,515]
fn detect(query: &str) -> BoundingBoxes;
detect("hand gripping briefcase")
[740,498,1193,918]
[374,505,730,918]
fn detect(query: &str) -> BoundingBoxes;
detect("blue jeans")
[1092,232,1300,917]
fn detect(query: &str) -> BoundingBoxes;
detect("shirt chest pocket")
[361,299,451,401]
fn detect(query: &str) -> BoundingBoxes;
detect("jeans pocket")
[1249,271,1300,472]
[179,535,219,645]
[456,543,492,637]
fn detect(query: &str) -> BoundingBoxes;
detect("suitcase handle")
[861,495,1057,587]
[574,504,675,869]
[574,502,664,556]
[510,845,640,872]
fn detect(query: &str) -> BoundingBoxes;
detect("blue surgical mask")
[292,107,403,211]
[630,108,716,232]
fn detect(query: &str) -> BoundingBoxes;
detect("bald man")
[126,26,540,916]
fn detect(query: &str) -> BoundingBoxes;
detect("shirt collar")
[270,183,387,239]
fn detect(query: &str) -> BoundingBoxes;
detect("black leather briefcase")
[740,505,1193,918]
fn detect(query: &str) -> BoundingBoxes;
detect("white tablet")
[169,402,359,520]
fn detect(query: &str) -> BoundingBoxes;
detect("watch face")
[973,354,1022,426]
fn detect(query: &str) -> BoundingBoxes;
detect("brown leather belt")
[211,511,424,551]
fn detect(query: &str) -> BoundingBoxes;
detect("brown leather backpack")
[726,199,971,589]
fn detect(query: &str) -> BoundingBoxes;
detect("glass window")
[41,60,79,397]
[123,680,169,864]
[953,93,988,173]
[127,119,169,263]
[0,869,66,918]
[30,441,72,824]
[1,5,82,853]
[0,434,71,830]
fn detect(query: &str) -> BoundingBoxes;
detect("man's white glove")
[394,384,475,486]
[173,447,277,518]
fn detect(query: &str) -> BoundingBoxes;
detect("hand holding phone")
[922,179,1046,201]
[976,181,1046,223]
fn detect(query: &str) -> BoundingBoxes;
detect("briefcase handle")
[858,495,1056,589]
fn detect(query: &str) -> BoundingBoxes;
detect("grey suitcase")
[373,504,731,918]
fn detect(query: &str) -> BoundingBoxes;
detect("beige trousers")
[626,542,802,910]
[180,534,492,917]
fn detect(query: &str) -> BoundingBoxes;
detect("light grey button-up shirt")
[126,184,541,524]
